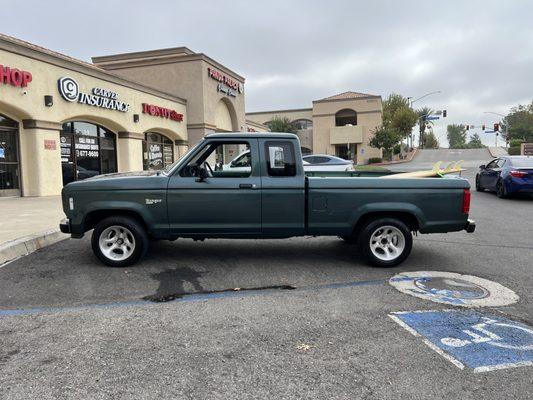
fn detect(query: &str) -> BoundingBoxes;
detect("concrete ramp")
[389,148,492,171]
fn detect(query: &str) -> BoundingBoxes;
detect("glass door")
[0,115,20,197]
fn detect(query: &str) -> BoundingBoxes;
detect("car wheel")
[496,180,508,199]
[358,218,413,268]
[475,175,484,192]
[91,216,149,267]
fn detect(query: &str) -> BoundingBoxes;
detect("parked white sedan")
[303,154,354,172]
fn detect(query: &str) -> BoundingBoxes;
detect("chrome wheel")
[98,225,136,261]
[369,225,406,261]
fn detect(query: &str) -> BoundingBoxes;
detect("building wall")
[0,47,187,197]
[312,97,382,163]
[94,51,246,146]
[246,109,313,126]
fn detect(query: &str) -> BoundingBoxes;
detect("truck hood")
[63,170,169,192]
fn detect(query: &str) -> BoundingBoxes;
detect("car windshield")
[510,158,533,168]
[162,141,203,174]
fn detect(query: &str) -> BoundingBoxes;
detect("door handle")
[239,183,256,189]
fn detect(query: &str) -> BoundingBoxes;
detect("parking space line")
[0,278,386,317]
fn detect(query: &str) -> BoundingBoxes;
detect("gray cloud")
[2,0,531,146]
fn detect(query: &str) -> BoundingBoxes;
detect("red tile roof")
[319,91,378,101]
[0,32,106,72]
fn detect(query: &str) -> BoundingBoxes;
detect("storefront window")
[61,121,117,185]
[0,114,20,196]
[143,132,174,170]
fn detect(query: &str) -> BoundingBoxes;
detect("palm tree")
[416,106,434,148]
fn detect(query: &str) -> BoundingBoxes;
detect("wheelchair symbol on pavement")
[390,310,533,372]
[440,317,533,351]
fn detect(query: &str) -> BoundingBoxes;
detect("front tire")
[91,216,148,267]
[358,218,413,268]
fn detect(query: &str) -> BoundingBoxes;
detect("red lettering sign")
[0,65,32,87]
[207,67,242,92]
[142,103,183,122]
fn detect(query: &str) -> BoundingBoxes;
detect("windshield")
[511,158,533,168]
[162,141,204,174]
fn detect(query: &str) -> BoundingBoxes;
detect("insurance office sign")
[58,77,129,112]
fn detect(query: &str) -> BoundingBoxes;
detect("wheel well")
[83,209,147,232]
[352,211,419,237]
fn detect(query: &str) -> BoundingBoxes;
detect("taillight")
[510,170,527,178]
[462,189,471,214]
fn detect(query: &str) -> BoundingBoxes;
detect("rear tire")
[496,180,508,198]
[475,175,484,192]
[91,216,149,267]
[358,218,413,268]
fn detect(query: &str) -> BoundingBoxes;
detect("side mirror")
[479,164,486,169]
[195,166,209,182]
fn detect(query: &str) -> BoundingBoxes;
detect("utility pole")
[409,91,442,149]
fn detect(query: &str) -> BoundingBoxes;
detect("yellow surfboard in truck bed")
[380,161,465,179]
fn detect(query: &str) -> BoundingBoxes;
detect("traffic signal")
[442,110,447,118]
[494,123,499,132]
[482,124,486,131]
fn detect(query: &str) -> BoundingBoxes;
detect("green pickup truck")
[60,133,475,268]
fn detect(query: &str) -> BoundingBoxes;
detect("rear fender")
[350,202,425,231]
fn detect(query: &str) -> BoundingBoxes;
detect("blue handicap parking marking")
[390,310,533,372]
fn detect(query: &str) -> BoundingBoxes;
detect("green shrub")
[508,146,521,155]
[509,139,524,148]
[368,157,383,164]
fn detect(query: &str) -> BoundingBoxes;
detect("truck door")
[259,139,306,236]
[167,138,261,235]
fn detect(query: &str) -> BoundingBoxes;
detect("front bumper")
[464,219,476,233]
[59,218,71,234]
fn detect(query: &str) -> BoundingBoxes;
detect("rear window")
[265,141,296,177]
[510,158,533,168]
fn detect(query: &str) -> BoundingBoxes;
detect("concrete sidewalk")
[0,196,67,265]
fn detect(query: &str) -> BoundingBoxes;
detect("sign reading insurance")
[142,103,183,122]
[0,64,32,87]
[58,77,129,112]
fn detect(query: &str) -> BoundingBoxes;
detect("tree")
[268,116,297,133]
[370,126,402,159]
[416,106,434,148]
[370,94,418,159]
[424,130,440,149]
[503,102,533,143]
[447,124,467,149]
[467,133,485,148]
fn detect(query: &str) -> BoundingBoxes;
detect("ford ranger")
[60,133,475,268]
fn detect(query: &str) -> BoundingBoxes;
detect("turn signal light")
[510,170,527,178]
[462,189,471,214]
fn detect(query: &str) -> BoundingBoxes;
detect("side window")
[486,160,498,169]
[497,159,506,168]
[265,141,296,177]
[303,156,316,164]
[180,141,251,178]
[314,156,330,164]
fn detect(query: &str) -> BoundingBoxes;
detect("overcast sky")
[2,0,532,146]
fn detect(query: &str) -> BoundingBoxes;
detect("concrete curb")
[0,229,69,266]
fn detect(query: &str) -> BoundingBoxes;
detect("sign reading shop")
[58,77,129,112]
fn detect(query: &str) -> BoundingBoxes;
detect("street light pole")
[409,91,442,149]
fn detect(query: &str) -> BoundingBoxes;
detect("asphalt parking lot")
[1,150,532,399]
